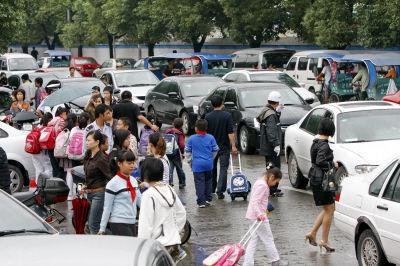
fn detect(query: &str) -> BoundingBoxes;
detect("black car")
[143,75,224,134]
[198,82,312,154]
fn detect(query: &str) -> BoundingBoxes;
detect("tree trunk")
[21,44,29,54]
[192,35,207,53]
[147,43,155,56]
[50,33,59,50]
[78,45,83,57]
[44,36,52,50]
[107,33,114,58]
[248,37,262,48]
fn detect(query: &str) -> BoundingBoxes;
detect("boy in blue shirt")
[185,119,219,208]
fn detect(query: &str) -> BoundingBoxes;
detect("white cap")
[268,91,281,103]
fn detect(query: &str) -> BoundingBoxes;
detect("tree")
[283,0,314,40]
[221,0,287,48]
[355,1,400,48]
[302,0,356,49]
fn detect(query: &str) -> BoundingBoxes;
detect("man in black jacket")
[256,91,283,196]
[0,147,11,194]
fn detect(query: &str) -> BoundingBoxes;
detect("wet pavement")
[54,152,358,266]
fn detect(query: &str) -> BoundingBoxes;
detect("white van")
[284,50,350,93]
[232,48,295,70]
[0,53,39,76]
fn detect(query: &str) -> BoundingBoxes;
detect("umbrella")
[72,197,90,234]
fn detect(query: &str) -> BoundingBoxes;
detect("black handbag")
[322,168,337,192]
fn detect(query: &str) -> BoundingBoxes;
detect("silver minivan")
[232,48,295,70]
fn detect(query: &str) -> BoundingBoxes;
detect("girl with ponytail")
[148,132,170,184]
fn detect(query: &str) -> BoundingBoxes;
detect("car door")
[285,56,298,80]
[374,164,400,263]
[200,86,228,117]
[296,108,328,175]
[164,81,182,123]
[296,57,309,85]
[148,81,170,121]
[223,88,242,128]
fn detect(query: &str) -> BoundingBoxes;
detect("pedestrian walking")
[205,95,237,199]
[242,166,284,266]
[116,117,139,159]
[98,150,141,236]
[85,94,103,123]
[138,157,187,263]
[148,132,170,184]
[165,118,186,189]
[86,104,114,153]
[112,91,158,140]
[83,130,112,234]
[256,91,283,197]
[185,119,219,208]
[305,118,337,253]
[30,46,38,60]
[19,74,35,104]
[68,67,76,78]
[138,113,156,156]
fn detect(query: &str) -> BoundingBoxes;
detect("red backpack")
[25,127,42,154]
[39,126,56,150]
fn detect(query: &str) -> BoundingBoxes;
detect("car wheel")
[288,152,308,189]
[148,106,162,128]
[309,87,316,94]
[335,166,348,186]
[329,93,340,103]
[9,164,24,193]
[357,229,389,266]
[180,220,191,245]
[238,126,255,154]
[180,111,191,135]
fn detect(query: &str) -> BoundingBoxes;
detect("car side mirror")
[224,101,237,109]
[305,98,314,104]
[283,64,287,69]
[168,91,179,99]
[113,88,121,95]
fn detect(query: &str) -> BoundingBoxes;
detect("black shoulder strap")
[153,186,176,207]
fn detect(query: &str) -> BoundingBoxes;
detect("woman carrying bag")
[305,118,338,253]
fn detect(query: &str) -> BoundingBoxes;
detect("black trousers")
[265,152,281,193]
[109,223,137,237]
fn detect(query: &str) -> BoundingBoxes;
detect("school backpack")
[67,129,86,161]
[54,129,70,158]
[39,126,56,150]
[163,133,180,157]
[139,127,153,156]
[25,127,42,154]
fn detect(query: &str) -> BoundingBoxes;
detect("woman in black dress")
[305,118,337,252]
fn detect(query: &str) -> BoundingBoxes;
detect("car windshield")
[49,57,70,68]
[116,59,136,69]
[239,86,304,108]
[74,58,97,65]
[207,60,232,69]
[337,109,400,143]
[181,79,221,97]
[9,58,38,71]
[115,72,159,87]
[0,192,51,233]
[47,70,82,78]
[250,73,301,88]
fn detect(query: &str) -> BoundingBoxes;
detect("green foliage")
[221,0,287,47]
[282,0,314,40]
[0,0,24,51]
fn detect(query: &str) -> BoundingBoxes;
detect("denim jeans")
[212,147,230,194]
[193,171,213,205]
[168,155,186,186]
[87,191,105,234]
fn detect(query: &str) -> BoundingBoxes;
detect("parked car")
[335,156,400,265]
[144,76,224,134]
[232,48,294,70]
[0,122,35,193]
[285,101,400,189]
[0,190,176,266]
[70,56,99,77]
[100,70,159,110]
[38,50,71,69]
[0,53,39,76]
[93,58,137,77]
[222,70,320,107]
[36,68,82,78]
[198,82,311,154]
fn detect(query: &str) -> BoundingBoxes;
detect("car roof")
[1,53,35,59]
[228,70,283,74]
[105,69,151,74]
[43,50,72,57]
[291,50,351,57]
[221,82,290,90]
[319,101,399,113]
[167,75,223,82]
[232,48,295,54]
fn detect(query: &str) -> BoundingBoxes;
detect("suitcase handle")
[239,220,263,246]
[230,153,242,175]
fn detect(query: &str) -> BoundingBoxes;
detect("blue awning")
[192,53,232,60]
[305,52,347,60]
[149,53,192,60]
[339,53,400,66]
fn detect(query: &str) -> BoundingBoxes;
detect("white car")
[0,53,39,76]
[222,70,320,107]
[0,121,35,193]
[100,69,159,110]
[335,157,400,265]
[285,101,400,189]
[93,58,137,77]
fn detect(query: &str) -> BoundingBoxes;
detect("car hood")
[0,235,156,266]
[336,139,400,165]
[119,85,155,97]
[245,105,311,126]
[184,96,205,107]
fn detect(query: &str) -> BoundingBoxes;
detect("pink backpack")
[67,129,86,160]
[54,129,70,158]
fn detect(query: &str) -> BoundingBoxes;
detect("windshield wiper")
[130,83,156,86]
[0,229,52,237]
[345,139,369,143]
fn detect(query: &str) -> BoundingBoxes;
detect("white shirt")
[322,65,332,85]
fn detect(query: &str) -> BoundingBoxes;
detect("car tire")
[180,111,191,135]
[357,229,389,266]
[238,126,255,154]
[148,106,162,128]
[329,93,340,103]
[309,87,316,94]
[288,152,308,189]
[9,164,24,193]
[335,166,348,186]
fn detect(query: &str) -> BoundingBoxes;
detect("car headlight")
[193,105,199,114]
[355,165,378,174]
[253,118,260,129]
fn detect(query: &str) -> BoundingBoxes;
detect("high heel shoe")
[305,234,317,246]
[319,241,335,253]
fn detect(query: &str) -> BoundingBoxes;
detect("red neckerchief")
[117,172,136,203]
[196,131,207,135]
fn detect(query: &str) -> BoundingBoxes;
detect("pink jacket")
[48,116,65,136]
[245,179,270,220]
[165,127,185,154]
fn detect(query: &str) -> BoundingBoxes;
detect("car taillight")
[335,192,340,202]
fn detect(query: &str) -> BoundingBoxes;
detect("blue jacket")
[185,133,219,173]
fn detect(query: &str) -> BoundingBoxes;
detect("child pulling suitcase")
[227,154,251,201]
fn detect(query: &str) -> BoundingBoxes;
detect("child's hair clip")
[266,163,274,170]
